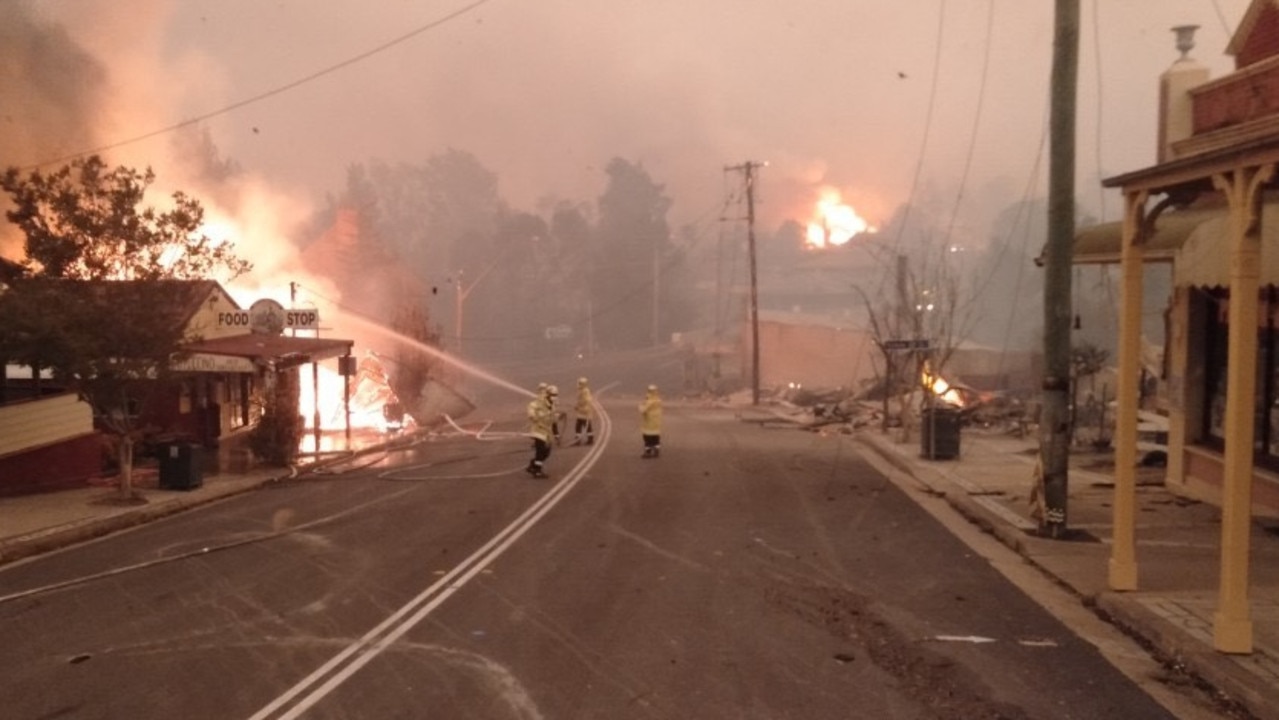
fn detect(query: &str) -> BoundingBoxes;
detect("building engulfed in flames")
[805,187,874,249]
[298,351,413,432]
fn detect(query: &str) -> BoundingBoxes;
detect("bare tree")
[854,238,972,436]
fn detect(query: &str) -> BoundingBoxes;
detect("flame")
[157,213,239,272]
[297,352,412,432]
[805,187,874,248]
[922,363,965,407]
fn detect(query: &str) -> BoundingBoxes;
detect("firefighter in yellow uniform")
[638,384,662,458]
[526,384,556,478]
[572,377,595,446]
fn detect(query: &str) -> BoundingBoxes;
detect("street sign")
[882,338,931,351]
[544,324,573,340]
[216,302,321,333]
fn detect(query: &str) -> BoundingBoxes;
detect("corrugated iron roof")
[1070,200,1225,265]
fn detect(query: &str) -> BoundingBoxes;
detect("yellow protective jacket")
[638,392,662,435]
[528,397,554,441]
[574,387,594,419]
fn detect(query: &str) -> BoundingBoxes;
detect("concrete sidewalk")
[0,466,281,566]
[856,427,1279,720]
[0,427,413,566]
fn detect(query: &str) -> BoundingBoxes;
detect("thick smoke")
[0,2,107,259]
[0,1,336,311]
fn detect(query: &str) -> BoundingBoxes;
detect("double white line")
[250,404,611,719]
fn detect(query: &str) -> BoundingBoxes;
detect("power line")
[1090,0,1107,222]
[21,0,494,171]
[1210,0,1232,37]
[874,0,947,298]
[939,0,995,253]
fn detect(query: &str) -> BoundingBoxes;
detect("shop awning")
[1070,199,1279,286]
[1070,202,1224,265]
[179,333,354,371]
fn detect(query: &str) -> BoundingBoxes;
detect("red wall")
[0,433,106,497]
[1237,4,1279,69]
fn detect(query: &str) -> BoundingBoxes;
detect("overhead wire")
[873,0,947,302]
[1211,0,1233,37]
[939,0,994,252]
[1090,0,1118,342]
[20,0,494,171]
[936,0,996,346]
[1090,0,1107,223]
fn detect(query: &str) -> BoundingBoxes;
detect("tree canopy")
[3,156,249,282]
[591,158,675,350]
[0,155,252,496]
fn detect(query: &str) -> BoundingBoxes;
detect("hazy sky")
[3,0,1253,262]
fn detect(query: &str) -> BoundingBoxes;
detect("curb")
[1096,595,1279,720]
[0,480,270,566]
[0,432,430,567]
[853,434,1033,554]
[854,430,1279,720]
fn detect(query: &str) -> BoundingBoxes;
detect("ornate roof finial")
[1172,25,1199,60]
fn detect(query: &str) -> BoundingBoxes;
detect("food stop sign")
[216,299,320,334]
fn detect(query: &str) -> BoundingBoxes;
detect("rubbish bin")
[158,443,204,490]
[921,407,961,460]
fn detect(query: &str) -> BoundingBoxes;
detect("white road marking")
[930,635,997,644]
[248,408,612,720]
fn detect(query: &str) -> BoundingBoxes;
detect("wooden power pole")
[726,161,764,405]
[1041,0,1079,538]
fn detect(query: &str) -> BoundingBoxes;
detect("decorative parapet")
[1191,54,1279,135]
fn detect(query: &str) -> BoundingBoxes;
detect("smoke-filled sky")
[0,0,1253,265]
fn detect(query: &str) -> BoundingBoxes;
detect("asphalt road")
[0,398,1193,719]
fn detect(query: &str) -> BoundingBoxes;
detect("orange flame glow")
[922,364,965,407]
[297,353,412,432]
[805,188,874,249]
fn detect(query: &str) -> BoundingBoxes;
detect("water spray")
[335,309,535,399]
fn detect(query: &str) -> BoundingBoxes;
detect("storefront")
[1073,2,1279,654]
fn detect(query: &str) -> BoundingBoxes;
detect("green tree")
[421,150,503,281]
[592,158,673,350]
[548,200,596,333]
[0,155,251,500]
[325,152,501,356]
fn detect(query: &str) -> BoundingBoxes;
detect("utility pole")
[1041,0,1079,538]
[652,238,661,347]
[452,253,506,357]
[725,161,764,405]
[454,272,465,356]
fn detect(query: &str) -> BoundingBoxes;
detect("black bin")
[921,407,961,460]
[158,443,204,490]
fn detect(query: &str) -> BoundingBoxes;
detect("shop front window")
[1261,288,1278,469]
[1203,291,1229,444]
[178,381,193,415]
[1201,287,1279,471]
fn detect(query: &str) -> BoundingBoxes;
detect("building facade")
[1075,1,1279,653]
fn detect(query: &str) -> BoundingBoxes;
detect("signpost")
[882,338,931,351]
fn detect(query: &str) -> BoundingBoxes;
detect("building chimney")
[1158,25,1209,162]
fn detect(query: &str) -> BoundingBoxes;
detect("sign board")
[544,324,573,340]
[171,352,257,373]
[882,338,931,351]
[215,301,320,334]
[338,355,358,376]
